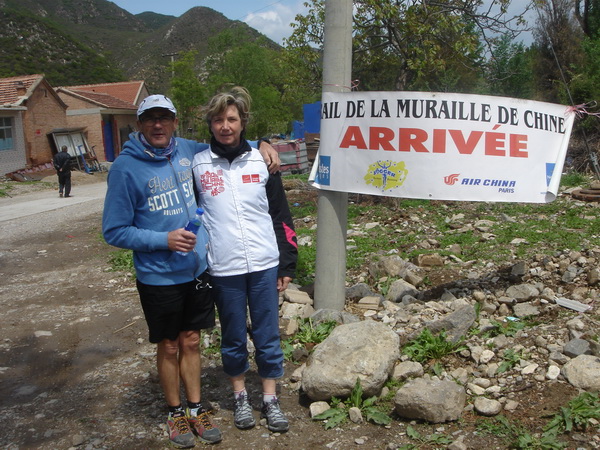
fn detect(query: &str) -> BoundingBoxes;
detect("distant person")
[53,146,72,198]
[192,86,297,433]
[102,94,279,448]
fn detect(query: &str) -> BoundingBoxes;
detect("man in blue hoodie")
[102,95,278,448]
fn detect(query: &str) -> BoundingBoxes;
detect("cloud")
[244,2,307,44]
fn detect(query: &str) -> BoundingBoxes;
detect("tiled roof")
[0,74,44,106]
[60,89,138,110]
[63,80,145,105]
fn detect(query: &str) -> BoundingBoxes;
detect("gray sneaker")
[186,407,222,444]
[166,413,196,448]
[261,398,289,432]
[234,393,256,429]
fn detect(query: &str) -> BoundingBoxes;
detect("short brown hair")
[203,86,251,128]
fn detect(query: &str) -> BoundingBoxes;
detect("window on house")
[0,117,14,151]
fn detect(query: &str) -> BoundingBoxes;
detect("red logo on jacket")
[242,174,261,184]
[200,170,225,196]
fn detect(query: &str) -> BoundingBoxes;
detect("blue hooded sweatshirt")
[103,133,202,285]
[102,133,261,285]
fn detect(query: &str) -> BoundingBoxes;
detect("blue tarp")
[303,101,321,134]
[292,120,304,140]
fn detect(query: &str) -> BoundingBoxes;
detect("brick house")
[57,81,149,162]
[0,74,69,175]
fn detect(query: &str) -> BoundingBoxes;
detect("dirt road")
[2,173,598,449]
[0,175,362,449]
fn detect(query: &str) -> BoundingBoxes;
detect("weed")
[496,348,523,374]
[281,318,337,362]
[0,184,11,197]
[544,392,600,436]
[404,424,453,446]
[513,431,567,449]
[281,339,296,361]
[287,171,600,285]
[108,248,135,274]
[402,328,466,363]
[296,241,316,286]
[560,171,590,187]
[491,392,600,448]
[377,277,396,297]
[313,378,392,429]
[481,318,527,339]
[477,415,567,449]
[476,414,513,438]
[203,328,221,356]
[430,361,444,377]
[295,318,337,344]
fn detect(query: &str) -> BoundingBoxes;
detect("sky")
[110,0,309,44]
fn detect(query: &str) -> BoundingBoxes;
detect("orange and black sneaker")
[186,407,222,444]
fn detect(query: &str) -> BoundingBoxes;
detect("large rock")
[301,321,400,400]
[425,304,477,343]
[505,284,540,302]
[386,279,419,302]
[562,355,600,391]
[310,308,360,325]
[394,377,466,423]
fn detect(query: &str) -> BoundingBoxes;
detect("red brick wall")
[23,86,68,165]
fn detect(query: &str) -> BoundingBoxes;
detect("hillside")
[0,0,277,91]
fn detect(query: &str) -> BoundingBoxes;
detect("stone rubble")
[280,246,600,429]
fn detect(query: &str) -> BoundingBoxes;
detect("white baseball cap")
[137,95,177,118]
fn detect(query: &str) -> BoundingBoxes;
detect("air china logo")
[444,174,460,185]
[200,169,225,196]
[444,174,517,194]
[364,160,408,192]
[242,174,261,184]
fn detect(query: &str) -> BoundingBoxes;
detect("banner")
[309,91,576,203]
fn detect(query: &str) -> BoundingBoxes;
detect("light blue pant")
[212,267,284,379]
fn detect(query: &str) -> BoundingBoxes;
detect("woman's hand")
[277,276,292,292]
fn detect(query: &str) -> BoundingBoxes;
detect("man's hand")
[258,141,281,174]
[277,276,292,292]
[167,228,197,253]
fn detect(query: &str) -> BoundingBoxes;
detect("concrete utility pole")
[313,0,353,311]
[162,52,178,78]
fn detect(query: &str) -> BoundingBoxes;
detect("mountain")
[0,0,277,91]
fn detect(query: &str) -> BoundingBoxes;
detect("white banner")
[309,91,576,203]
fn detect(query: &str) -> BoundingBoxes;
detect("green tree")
[484,34,534,98]
[532,0,585,103]
[169,51,206,139]
[575,0,600,38]
[202,29,295,139]
[285,0,528,93]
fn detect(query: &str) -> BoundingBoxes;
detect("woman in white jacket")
[192,86,297,434]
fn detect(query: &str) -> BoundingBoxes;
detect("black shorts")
[136,271,215,343]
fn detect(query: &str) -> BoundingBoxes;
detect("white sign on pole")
[310,91,576,203]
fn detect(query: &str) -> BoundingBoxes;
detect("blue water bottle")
[177,207,204,255]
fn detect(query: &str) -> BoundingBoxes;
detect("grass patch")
[401,424,453,447]
[496,348,524,374]
[287,170,600,285]
[313,378,392,429]
[560,171,590,187]
[402,328,466,363]
[281,318,337,362]
[544,392,600,436]
[0,180,55,197]
[108,248,135,274]
[0,183,12,197]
